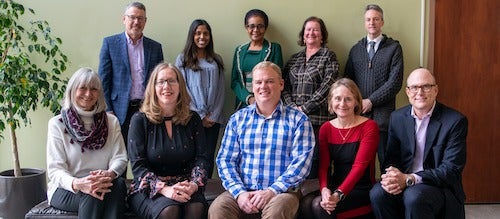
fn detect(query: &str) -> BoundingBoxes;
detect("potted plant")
[0,0,69,218]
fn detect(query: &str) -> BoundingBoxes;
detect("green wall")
[0,0,426,176]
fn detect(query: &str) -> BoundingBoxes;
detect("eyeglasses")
[407,84,436,93]
[155,79,178,87]
[125,14,147,22]
[245,24,266,30]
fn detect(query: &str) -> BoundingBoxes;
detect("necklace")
[338,127,352,142]
[336,118,355,142]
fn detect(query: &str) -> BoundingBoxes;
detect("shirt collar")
[125,33,143,45]
[252,100,284,119]
[411,101,436,120]
[366,34,383,43]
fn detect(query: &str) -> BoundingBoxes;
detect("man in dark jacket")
[99,2,164,142]
[345,4,404,169]
[370,68,467,219]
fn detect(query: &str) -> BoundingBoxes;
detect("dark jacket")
[345,35,404,132]
[98,32,164,125]
[384,102,468,218]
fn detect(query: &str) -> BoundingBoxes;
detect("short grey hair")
[365,4,384,21]
[62,67,107,112]
[124,2,146,14]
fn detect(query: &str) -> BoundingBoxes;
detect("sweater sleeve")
[106,115,128,177]
[231,46,252,104]
[46,117,78,193]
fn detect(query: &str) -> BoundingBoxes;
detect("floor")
[465,204,500,219]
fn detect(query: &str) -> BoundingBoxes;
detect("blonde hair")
[252,61,282,78]
[141,63,192,125]
[327,78,363,116]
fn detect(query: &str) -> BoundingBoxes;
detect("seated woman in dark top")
[127,63,209,219]
[304,78,379,219]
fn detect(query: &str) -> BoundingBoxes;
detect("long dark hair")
[180,19,224,71]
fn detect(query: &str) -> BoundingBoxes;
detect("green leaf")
[0,0,70,171]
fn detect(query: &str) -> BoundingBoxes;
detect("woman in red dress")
[312,78,379,219]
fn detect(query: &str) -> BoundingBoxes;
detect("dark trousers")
[307,124,321,179]
[50,177,127,219]
[377,131,388,173]
[121,100,141,145]
[204,123,221,179]
[370,182,445,219]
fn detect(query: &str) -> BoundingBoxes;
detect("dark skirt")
[128,190,206,219]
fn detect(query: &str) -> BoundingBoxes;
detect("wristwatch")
[405,175,415,187]
[333,189,345,201]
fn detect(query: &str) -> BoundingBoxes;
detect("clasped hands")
[320,188,341,215]
[237,189,276,214]
[160,180,198,203]
[380,166,410,195]
[72,169,116,200]
[202,113,215,128]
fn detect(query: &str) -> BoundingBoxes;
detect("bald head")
[405,68,439,118]
[406,68,436,86]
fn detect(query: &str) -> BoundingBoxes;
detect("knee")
[208,192,239,218]
[263,193,299,218]
[310,196,323,212]
[159,205,181,218]
[402,188,431,209]
[369,183,386,204]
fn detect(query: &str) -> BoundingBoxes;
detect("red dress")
[318,119,379,218]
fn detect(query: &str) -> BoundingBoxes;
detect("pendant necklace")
[338,127,352,142]
[337,119,354,142]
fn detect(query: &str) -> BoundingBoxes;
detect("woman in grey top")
[175,19,225,178]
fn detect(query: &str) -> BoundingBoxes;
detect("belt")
[129,99,142,107]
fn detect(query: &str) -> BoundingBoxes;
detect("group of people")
[45,2,468,219]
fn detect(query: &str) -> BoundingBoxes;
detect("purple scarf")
[61,107,108,152]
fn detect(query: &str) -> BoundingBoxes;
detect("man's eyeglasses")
[245,24,266,30]
[407,84,436,93]
[125,15,147,22]
[155,79,178,87]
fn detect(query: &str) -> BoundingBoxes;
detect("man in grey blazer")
[99,2,164,142]
[370,68,468,219]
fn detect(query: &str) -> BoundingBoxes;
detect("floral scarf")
[61,107,108,152]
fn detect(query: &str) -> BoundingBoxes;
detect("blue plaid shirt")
[216,101,315,198]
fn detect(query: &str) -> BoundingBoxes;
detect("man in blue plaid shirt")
[208,61,315,219]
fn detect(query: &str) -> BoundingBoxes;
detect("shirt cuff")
[412,173,422,184]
